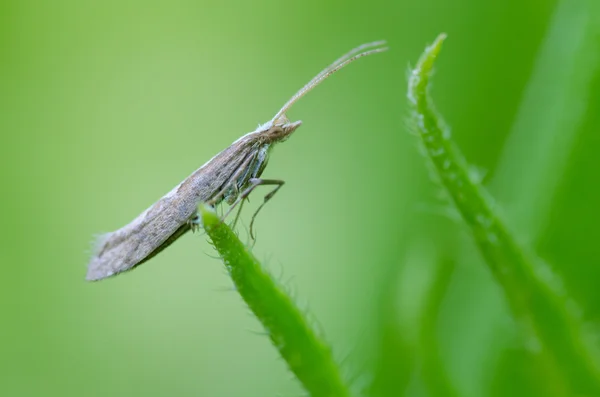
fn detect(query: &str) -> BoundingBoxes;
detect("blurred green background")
[2,0,600,396]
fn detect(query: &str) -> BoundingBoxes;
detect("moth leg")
[230,197,246,230]
[188,212,201,232]
[221,178,261,221]
[248,179,284,240]
[220,178,284,234]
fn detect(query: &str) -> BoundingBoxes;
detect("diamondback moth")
[86,41,388,281]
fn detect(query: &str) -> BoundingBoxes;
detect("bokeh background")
[2,0,599,396]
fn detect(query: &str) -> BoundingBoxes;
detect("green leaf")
[408,33,600,395]
[199,204,352,397]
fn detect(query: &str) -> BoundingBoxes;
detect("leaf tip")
[418,33,447,73]
[408,33,448,104]
[199,203,218,227]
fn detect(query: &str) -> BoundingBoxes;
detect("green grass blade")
[472,2,600,393]
[407,34,600,395]
[199,204,352,397]
[369,288,416,397]
[491,0,600,238]
[418,258,460,397]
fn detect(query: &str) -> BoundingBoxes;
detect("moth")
[87,41,388,281]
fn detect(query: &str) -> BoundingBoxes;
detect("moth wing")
[86,194,194,281]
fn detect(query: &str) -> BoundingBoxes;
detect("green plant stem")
[408,34,600,395]
[200,204,351,397]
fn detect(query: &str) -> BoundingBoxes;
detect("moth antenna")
[271,41,388,124]
[325,40,387,74]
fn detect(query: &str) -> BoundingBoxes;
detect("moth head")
[263,115,302,144]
